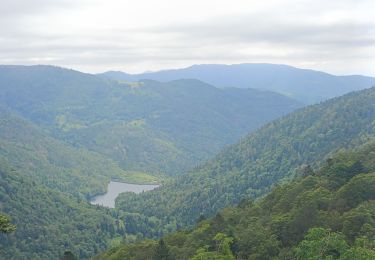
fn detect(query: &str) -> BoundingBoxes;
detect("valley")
[90,181,159,208]
[1,1,374,259]
[114,86,375,231]
[0,65,374,259]
[96,140,375,259]
[0,65,303,259]
[0,66,302,177]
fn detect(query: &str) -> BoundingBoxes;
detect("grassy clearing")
[113,170,160,185]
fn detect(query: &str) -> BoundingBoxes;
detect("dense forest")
[1,0,374,258]
[0,66,301,258]
[0,65,301,176]
[0,158,125,259]
[0,107,156,198]
[0,66,374,259]
[114,87,375,234]
[96,141,375,259]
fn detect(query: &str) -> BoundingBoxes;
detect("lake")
[90,181,159,208]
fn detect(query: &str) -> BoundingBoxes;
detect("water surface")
[90,181,159,208]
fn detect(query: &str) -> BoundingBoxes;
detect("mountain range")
[0,65,301,176]
[100,63,375,104]
[1,64,374,259]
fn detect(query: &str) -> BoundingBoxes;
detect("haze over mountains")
[100,63,375,104]
[0,65,302,258]
[0,65,302,177]
[1,0,374,258]
[1,64,375,259]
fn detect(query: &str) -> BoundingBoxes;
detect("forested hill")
[0,107,153,198]
[115,86,375,231]
[97,141,375,259]
[0,159,124,259]
[0,65,301,176]
[100,63,375,104]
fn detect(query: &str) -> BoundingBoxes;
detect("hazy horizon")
[2,62,375,78]
[98,62,375,77]
[1,1,375,258]
[0,0,374,76]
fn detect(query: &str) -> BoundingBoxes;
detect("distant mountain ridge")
[99,63,375,104]
[2,65,374,259]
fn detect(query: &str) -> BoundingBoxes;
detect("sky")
[0,0,374,75]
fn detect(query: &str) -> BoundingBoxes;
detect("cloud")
[0,0,374,75]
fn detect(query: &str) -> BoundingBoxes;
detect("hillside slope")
[0,159,125,259]
[97,141,375,259]
[0,65,301,176]
[0,107,157,198]
[115,87,375,232]
[100,63,375,104]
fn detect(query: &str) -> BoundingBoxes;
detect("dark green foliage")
[115,86,375,233]
[154,239,171,260]
[60,251,77,260]
[97,142,375,259]
[0,160,126,259]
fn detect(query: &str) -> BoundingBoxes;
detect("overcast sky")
[0,0,374,75]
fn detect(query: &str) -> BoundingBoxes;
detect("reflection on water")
[90,181,159,208]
